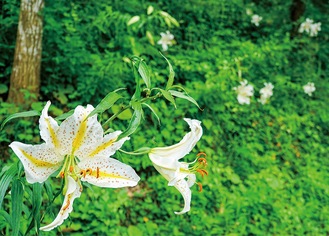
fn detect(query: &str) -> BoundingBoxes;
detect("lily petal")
[174,179,192,215]
[78,157,140,188]
[39,101,60,148]
[40,176,81,231]
[149,118,202,169]
[88,131,129,158]
[9,142,63,184]
[56,105,103,158]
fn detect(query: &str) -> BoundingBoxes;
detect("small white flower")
[303,82,316,96]
[309,22,321,37]
[251,14,262,26]
[259,82,274,105]
[157,31,174,51]
[299,18,321,37]
[233,80,254,105]
[298,18,313,34]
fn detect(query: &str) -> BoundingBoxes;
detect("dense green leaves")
[0,110,39,130]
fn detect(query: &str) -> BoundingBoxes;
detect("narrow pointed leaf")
[1,110,40,130]
[142,103,161,125]
[120,102,143,138]
[160,53,175,90]
[138,60,151,89]
[160,89,176,108]
[87,90,123,119]
[55,109,74,121]
[25,183,42,235]
[0,164,18,209]
[169,90,201,109]
[11,179,24,236]
[131,56,151,89]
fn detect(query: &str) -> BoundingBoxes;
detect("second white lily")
[148,118,207,214]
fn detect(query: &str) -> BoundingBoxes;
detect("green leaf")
[0,164,18,209]
[55,109,74,121]
[120,102,143,138]
[142,103,161,125]
[87,90,123,119]
[160,89,176,108]
[159,53,175,90]
[11,179,24,236]
[111,105,133,120]
[138,60,151,89]
[0,84,8,94]
[0,110,40,130]
[25,183,42,235]
[169,90,201,109]
[131,56,151,89]
[128,225,143,236]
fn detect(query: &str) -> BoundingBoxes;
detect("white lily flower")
[233,80,254,105]
[299,18,313,34]
[9,101,140,231]
[259,82,274,105]
[299,18,321,37]
[251,14,262,26]
[148,118,207,214]
[309,22,321,37]
[303,82,316,96]
[157,31,174,51]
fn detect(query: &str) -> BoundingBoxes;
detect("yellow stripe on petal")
[20,148,56,167]
[89,167,130,180]
[88,138,116,157]
[46,118,60,148]
[71,119,87,154]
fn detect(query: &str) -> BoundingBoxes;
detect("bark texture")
[7,0,44,105]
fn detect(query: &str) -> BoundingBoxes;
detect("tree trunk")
[7,0,44,105]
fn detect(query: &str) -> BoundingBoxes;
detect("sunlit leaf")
[169,90,201,109]
[120,102,143,138]
[142,103,160,125]
[0,110,40,130]
[160,53,175,90]
[87,89,124,119]
[160,89,176,108]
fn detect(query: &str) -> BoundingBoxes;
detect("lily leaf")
[11,179,24,236]
[131,56,151,89]
[142,103,161,125]
[55,109,74,121]
[0,110,40,130]
[160,53,175,90]
[169,90,201,109]
[87,90,123,119]
[0,164,18,209]
[120,102,143,138]
[160,89,176,108]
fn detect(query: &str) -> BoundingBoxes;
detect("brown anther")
[196,182,203,192]
[96,167,100,178]
[80,170,86,178]
[86,168,93,174]
[69,166,74,172]
[198,157,207,166]
[60,171,65,179]
[197,152,207,157]
[196,169,208,177]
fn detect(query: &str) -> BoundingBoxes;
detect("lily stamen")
[196,182,203,192]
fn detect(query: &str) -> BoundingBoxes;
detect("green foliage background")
[0,0,329,235]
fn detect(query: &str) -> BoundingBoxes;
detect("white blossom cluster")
[299,18,321,37]
[234,81,316,105]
